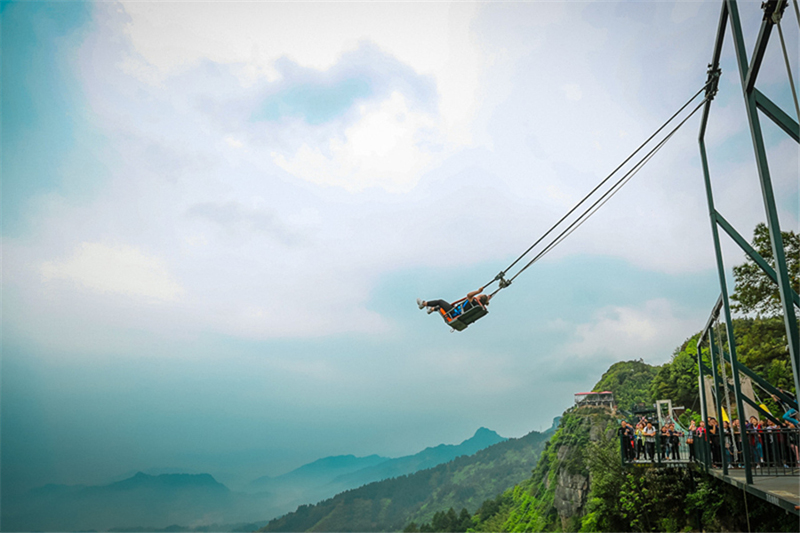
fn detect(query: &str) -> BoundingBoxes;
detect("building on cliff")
[573,391,615,409]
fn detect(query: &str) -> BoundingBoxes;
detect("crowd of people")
[618,406,800,469]
[618,419,685,463]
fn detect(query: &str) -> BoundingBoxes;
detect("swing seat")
[439,303,488,331]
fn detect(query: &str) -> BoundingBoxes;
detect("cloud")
[118,1,483,142]
[272,92,440,192]
[252,43,437,126]
[561,299,699,362]
[40,242,183,302]
[186,200,306,246]
[7,0,779,351]
[563,83,582,101]
[256,77,373,125]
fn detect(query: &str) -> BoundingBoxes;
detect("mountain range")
[249,427,506,503]
[261,425,555,532]
[2,428,508,532]
[3,473,254,532]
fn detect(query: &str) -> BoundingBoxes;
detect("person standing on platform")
[644,422,656,462]
[687,420,697,462]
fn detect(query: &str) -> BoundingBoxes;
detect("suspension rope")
[793,0,800,30]
[482,80,714,290]
[490,95,709,292]
[776,20,800,120]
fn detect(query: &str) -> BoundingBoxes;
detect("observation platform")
[707,467,800,515]
[620,433,800,516]
[625,458,799,515]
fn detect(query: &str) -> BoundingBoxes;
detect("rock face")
[553,469,589,523]
[550,407,615,528]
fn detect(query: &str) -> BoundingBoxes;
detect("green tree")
[580,428,626,532]
[592,360,658,410]
[648,336,702,409]
[457,508,471,532]
[731,223,799,317]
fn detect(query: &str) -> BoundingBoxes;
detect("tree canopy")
[731,222,799,317]
[592,359,658,410]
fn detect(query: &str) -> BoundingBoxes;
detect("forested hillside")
[260,426,555,532]
[458,407,795,533]
[590,360,658,411]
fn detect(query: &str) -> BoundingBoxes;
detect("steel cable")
[482,80,714,290]
[491,96,709,292]
[776,20,800,120]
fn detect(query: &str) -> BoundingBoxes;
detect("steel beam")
[699,133,754,481]
[754,89,800,142]
[715,337,799,410]
[744,16,773,93]
[699,1,729,140]
[709,331,729,475]
[697,343,711,474]
[727,0,800,399]
[714,211,800,308]
[701,294,725,339]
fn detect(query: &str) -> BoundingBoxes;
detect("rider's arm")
[466,286,485,300]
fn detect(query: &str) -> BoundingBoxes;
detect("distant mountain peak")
[473,427,502,438]
[108,472,227,491]
[465,427,505,447]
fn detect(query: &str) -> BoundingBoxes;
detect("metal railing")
[744,427,800,476]
[621,426,800,478]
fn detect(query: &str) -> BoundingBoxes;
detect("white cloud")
[563,83,582,101]
[272,92,440,192]
[225,136,243,149]
[118,0,483,146]
[670,1,703,24]
[562,299,700,362]
[41,242,183,302]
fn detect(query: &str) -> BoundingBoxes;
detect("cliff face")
[553,468,588,529]
[471,407,617,532]
[550,409,614,529]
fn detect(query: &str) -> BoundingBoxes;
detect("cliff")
[469,407,617,532]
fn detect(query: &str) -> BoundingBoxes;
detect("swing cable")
[490,93,710,295]
[484,79,715,292]
[772,4,800,121]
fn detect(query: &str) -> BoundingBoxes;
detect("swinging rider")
[417,286,491,316]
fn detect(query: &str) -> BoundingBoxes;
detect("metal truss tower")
[698,0,800,486]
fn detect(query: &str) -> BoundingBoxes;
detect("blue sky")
[2,0,798,495]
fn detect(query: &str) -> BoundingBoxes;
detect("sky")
[2,0,799,495]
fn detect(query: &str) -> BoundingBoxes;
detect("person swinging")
[416,287,491,331]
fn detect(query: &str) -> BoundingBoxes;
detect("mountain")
[260,427,552,532]
[2,472,280,532]
[250,454,389,490]
[105,472,227,491]
[109,466,206,483]
[2,429,507,532]
[243,427,505,520]
[327,427,506,491]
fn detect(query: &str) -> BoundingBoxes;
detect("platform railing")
[744,427,800,476]
[621,426,800,478]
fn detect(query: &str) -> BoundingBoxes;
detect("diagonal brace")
[714,211,800,309]
[754,89,800,143]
